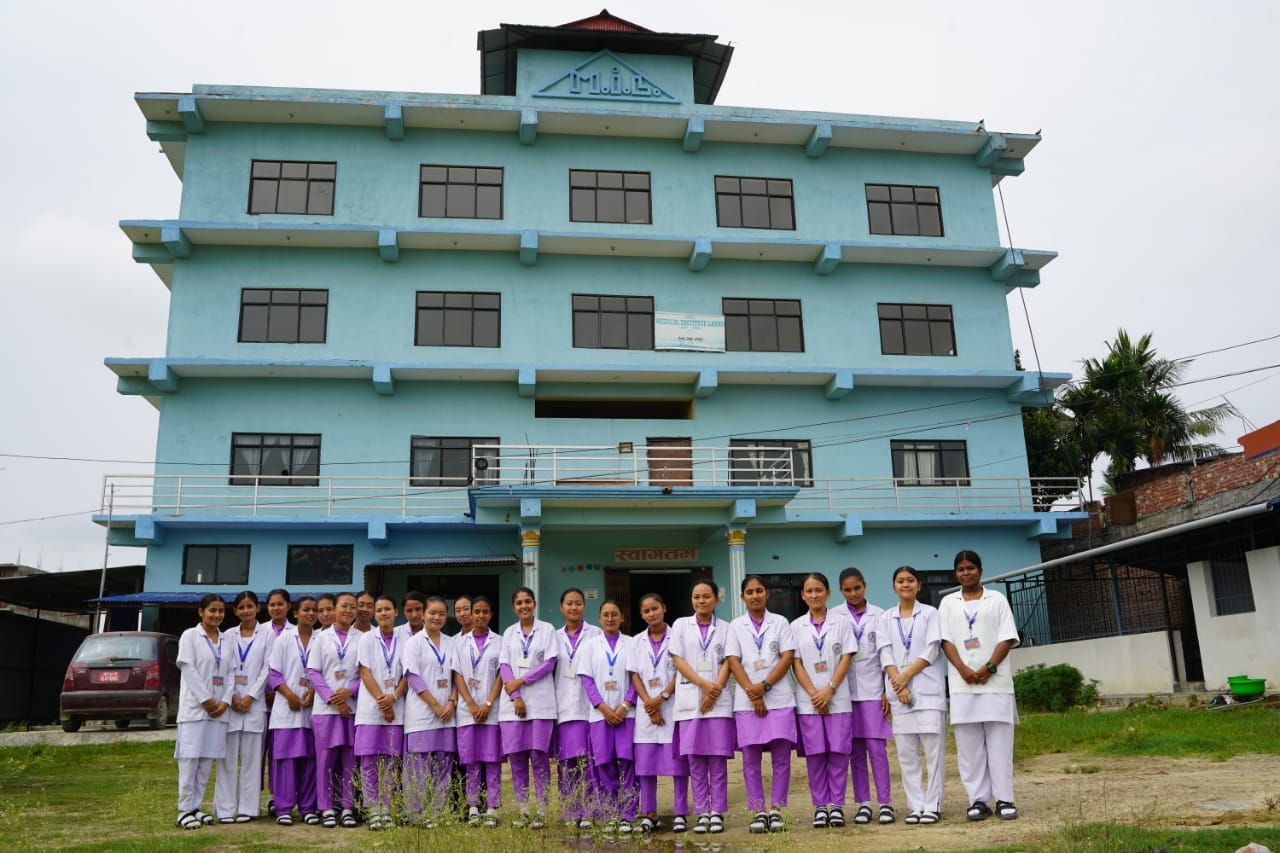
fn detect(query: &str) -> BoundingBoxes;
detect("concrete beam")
[146,120,187,143]
[804,123,832,158]
[148,360,179,393]
[824,369,854,400]
[682,116,704,152]
[1025,516,1060,540]
[378,229,399,263]
[161,226,191,259]
[384,104,405,140]
[730,499,757,525]
[688,238,712,272]
[992,158,1025,178]
[519,108,538,145]
[177,96,205,133]
[836,517,863,542]
[694,369,718,398]
[517,366,537,397]
[520,230,538,266]
[814,241,841,275]
[975,133,1008,168]
[368,520,389,546]
[372,363,394,395]
[132,244,172,265]
[520,498,542,524]
[134,517,165,545]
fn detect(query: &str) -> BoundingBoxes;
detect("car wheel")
[149,695,168,731]
[115,719,132,730]
[61,717,82,733]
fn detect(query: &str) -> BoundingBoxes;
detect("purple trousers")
[315,745,354,811]
[805,752,849,807]
[466,761,502,808]
[743,740,792,811]
[593,756,638,821]
[639,773,689,816]
[402,752,455,817]
[558,756,592,820]
[688,755,729,814]
[272,756,317,814]
[508,749,551,806]
[360,754,401,810]
[851,737,893,803]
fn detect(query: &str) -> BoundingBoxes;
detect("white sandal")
[176,811,203,830]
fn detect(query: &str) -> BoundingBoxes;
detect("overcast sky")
[2,1,1277,572]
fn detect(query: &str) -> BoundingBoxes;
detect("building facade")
[102,12,1082,627]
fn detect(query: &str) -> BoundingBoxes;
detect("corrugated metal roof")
[92,591,331,605]
[560,9,651,32]
[365,555,521,569]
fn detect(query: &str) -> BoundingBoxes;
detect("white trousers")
[953,721,1015,804]
[215,729,265,818]
[177,757,214,815]
[893,730,945,813]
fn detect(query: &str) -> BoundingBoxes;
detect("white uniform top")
[555,623,602,722]
[394,622,424,643]
[497,619,559,722]
[938,588,1020,695]
[355,627,406,727]
[451,630,501,728]
[226,622,273,733]
[789,612,854,715]
[309,625,364,718]
[402,631,456,735]
[176,625,234,725]
[725,611,797,713]
[669,615,733,721]
[875,601,946,714]
[628,626,678,745]
[267,629,315,731]
[577,632,633,724]
[832,601,888,702]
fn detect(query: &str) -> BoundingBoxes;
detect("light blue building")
[102,11,1083,629]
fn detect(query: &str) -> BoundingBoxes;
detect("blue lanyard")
[333,628,352,662]
[563,625,585,663]
[426,636,447,668]
[604,635,621,673]
[203,633,222,666]
[648,629,668,669]
[519,626,537,658]
[895,614,915,655]
[848,604,867,644]
[696,617,717,656]
[748,614,767,652]
[470,633,488,671]
[380,633,398,671]
[811,619,826,654]
[296,636,310,671]
[964,602,980,634]
[237,635,255,670]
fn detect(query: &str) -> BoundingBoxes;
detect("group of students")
[173,549,1020,834]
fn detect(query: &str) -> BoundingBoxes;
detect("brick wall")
[1111,453,1278,519]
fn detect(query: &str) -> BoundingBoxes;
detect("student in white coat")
[877,565,947,825]
[174,594,233,830]
[497,586,559,828]
[579,600,639,832]
[307,591,363,829]
[939,549,1020,822]
[552,587,601,829]
[726,575,798,834]
[355,595,407,831]
[628,592,689,834]
[452,595,504,827]
[215,591,272,823]
[668,578,734,835]
[267,596,319,825]
[402,595,458,826]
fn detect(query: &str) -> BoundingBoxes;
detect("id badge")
[383,678,396,690]
[436,678,449,690]
[467,677,481,691]
[853,647,868,662]
[814,661,829,673]
[696,658,712,673]
[334,669,347,682]
[648,677,662,689]
[299,677,311,688]
[752,659,767,672]
[964,636,982,651]
[604,680,618,692]
[518,656,531,668]
[235,674,249,687]
[563,664,576,679]
[211,676,224,688]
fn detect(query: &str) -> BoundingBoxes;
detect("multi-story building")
[101,11,1083,629]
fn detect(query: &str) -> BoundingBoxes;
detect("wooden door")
[646,437,693,486]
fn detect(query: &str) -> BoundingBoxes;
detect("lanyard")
[563,625,584,663]
[696,616,717,656]
[203,632,222,666]
[518,626,537,659]
[848,604,867,644]
[236,634,255,670]
[811,618,826,654]
[333,628,352,662]
[895,613,916,655]
[648,629,668,669]
[426,636,447,668]
[296,635,310,671]
[604,634,621,672]
[470,632,488,671]
[748,613,767,653]
[380,632,398,671]
[963,601,981,635]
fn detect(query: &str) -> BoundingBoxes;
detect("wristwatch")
[660,690,671,701]
[763,681,773,693]
[985,662,998,674]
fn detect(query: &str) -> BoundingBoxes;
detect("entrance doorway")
[606,566,712,632]
[405,573,502,634]
[646,437,693,487]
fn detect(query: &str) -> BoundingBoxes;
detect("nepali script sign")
[614,547,699,564]
[654,312,725,352]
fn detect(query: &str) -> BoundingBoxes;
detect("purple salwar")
[589,718,638,820]
[742,739,792,811]
[554,720,593,820]
[272,756,317,814]
[687,755,729,813]
[850,699,893,803]
[353,724,403,756]
[634,740,688,776]
[499,718,555,753]
[674,717,736,758]
[797,712,852,807]
[311,715,355,811]
[402,751,455,817]
[456,724,502,764]
[733,708,797,747]
[508,749,551,806]
[639,774,689,816]
[553,719,591,760]
[466,761,502,808]
[354,724,403,811]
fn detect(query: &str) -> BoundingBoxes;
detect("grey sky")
[2,0,1277,571]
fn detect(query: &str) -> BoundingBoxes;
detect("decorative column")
[521,528,542,598]
[726,527,747,619]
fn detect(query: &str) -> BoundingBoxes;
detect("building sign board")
[534,49,680,104]
[654,312,725,352]
[615,547,699,563]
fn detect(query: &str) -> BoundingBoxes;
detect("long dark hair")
[954,550,983,571]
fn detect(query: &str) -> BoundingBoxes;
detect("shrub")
[1014,663,1096,711]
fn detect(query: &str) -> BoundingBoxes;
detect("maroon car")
[60,631,180,732]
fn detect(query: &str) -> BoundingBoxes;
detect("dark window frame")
[285,545,354,586]
[729,439,814,487]
[572,293,654,350]
[723,298,804,353]
[569,169,652,224]
[419,164,504,220]
[414,291,501,348]
[890,439,971,486]
[238,288,329,344]
[1209,553,1256,616]
[410,436,500,487]
[714,175,795,230]
[248,160,336,215]
[229,433,321,487]
[182,544,250,586]
[866,183,943,237]
[878,302,956,356]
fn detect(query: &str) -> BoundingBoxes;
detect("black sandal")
[321,809,337,829]
[995,800,1018,820]
[879,804,896,824]
[176,811,203,830]
[853,803,873,824]
[967,800,992,821]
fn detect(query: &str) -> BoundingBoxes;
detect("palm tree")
[1059,330,1234,488]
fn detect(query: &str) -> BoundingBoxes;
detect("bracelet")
[985,662,998,674]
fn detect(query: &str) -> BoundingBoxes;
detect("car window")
[72,636,156,663]
[165,641,178,664]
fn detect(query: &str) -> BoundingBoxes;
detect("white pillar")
[726,528,746,619]
[521,528,541,597]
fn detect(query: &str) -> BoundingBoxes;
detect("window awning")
[365,555,521,570]
[90,590,332,605]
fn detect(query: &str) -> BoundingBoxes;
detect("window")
[230,433,321,486]
[569,170,651,224]
[730,440,813,486]
[878,303,955,356]
[419,165,503,219]
[182,545,250,585]
[248,160,336,215]
[715,176,794,230]
[723,298,804,352]
[866,184,943,236]
[238,289,328,343]
[415,292,500,348]
[572,294,654,349]
[535,399,693,419]
[1210,553,1255,615]
[891,440,970,486]
[286,545,353,586]
[410,437,499,486]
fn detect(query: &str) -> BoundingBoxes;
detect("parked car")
[60,631,180,732]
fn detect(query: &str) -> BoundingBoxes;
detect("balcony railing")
[98,444,1080,519]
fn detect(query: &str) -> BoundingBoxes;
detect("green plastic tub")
[1226,675,1266,698]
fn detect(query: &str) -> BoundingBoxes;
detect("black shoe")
[966,800,992,821]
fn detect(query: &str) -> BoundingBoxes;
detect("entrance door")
[646,437,693,487]
[607,566,713,630]
[405,573,502,634]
